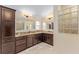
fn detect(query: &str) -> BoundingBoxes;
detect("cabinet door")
[43,34,53,46]
[2,37,15,54]
[2,42,15,54]
[2,17,15,37]
[50,34,53,45]
[2,7,15,37]
[16,44,26,53]
[16,36,26,46]
[15,36,26,53]
[2,8,15,22]
[42,34,47,43]
[42,34,47,42]
[2,36,15,44]
[16,39,26,46]
[1,7,15,54]
[46,34,53,45]
[32,35,38,45]
[26,35,33,48]
[37,34,42,43]
[46,34,50,44]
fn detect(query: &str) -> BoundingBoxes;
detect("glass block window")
[58,5,78,34]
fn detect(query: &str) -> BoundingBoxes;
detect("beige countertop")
[15,30,53,37]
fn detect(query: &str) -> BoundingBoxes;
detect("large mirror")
[15,21,25,32]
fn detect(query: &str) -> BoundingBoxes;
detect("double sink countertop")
[15,30,53,37]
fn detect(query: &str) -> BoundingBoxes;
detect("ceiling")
[5,5,53,18]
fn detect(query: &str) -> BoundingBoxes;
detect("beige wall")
[53,6,79,53]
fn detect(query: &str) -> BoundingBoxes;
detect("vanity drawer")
[16,44,26,53]
[2,42,15,54]
[16,36,26,41]
[2,36,15,44]
[16,39,26,46]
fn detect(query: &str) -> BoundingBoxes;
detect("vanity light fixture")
[48,17,53,20]
[24,15,29,18]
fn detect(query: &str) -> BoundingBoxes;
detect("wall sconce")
[24,15,29,18]
[48,17,53,20]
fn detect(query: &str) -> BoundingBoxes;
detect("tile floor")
[18,41,79,54]
[18,42,55,54]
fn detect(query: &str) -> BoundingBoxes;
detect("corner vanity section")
[0,6,53,54]
[15,31,53,53]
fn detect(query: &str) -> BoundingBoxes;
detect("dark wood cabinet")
[15,33,53,53]
[2,37,15,44]
[0,6,16,54]
[26,34,42,48]
[2,42,15,54]
[2,7,15,37]
[15,36,26,53]
[15,34,40,53]
[43,34,53,46]
[16,44,26,53]
[16,36,26,46]
[2,22,14,37]
[32,34,42,45]
[32,34,38,45]
[36,34,42,43]
[2,7,15,22]
[26,35,33,48]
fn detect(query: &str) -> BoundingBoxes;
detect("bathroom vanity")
[15,31,53,53]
